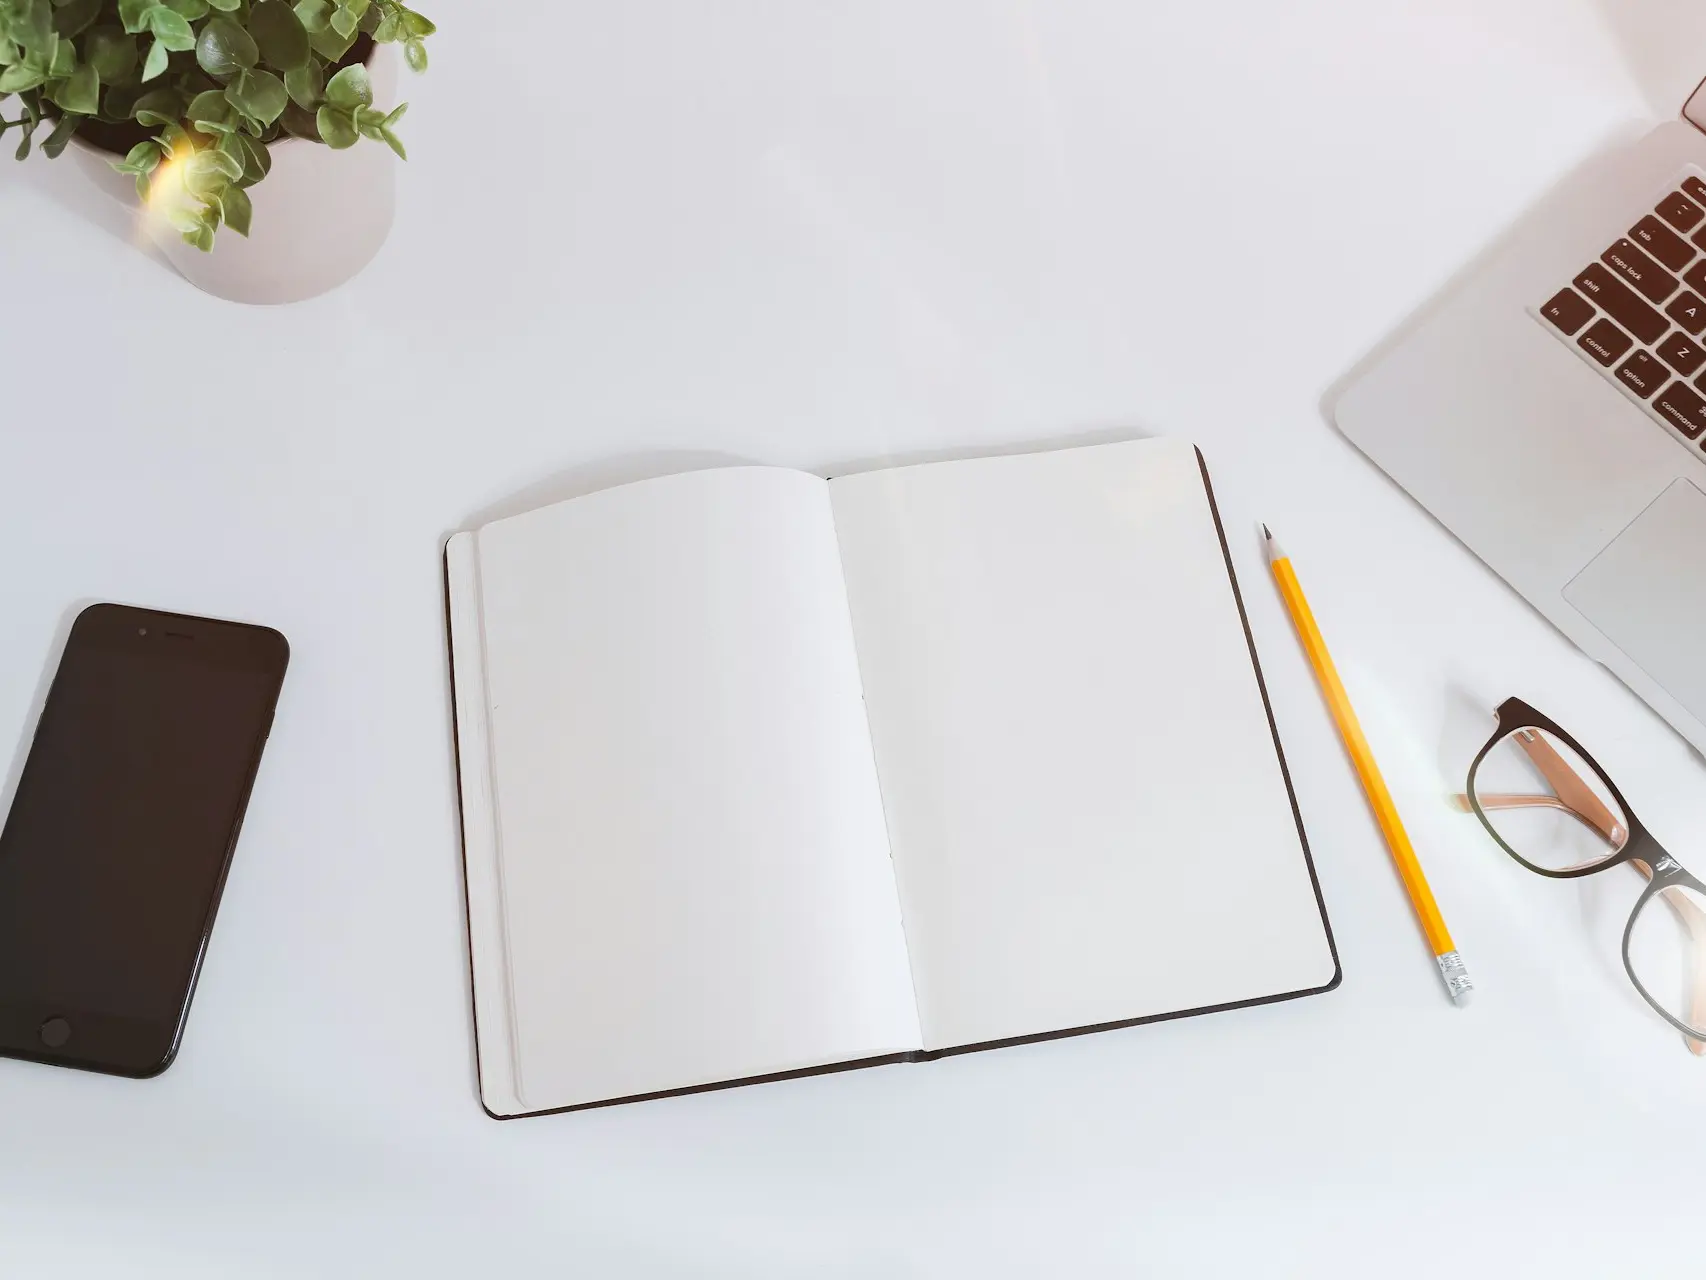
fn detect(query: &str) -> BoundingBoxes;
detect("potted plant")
[0,0,434,303]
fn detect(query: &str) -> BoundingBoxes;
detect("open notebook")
[446,439,1339,1117]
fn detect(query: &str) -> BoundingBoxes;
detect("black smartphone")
[0,604,288,1077]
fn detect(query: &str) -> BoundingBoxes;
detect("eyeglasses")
[1458,697,1706,1054]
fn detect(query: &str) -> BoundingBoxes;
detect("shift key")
[1653,380,1706,439]
[1575,263,1668,343]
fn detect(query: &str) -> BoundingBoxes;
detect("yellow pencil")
[1263,525,1472,1006]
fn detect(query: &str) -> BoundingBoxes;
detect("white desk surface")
[3,2,1705,1275]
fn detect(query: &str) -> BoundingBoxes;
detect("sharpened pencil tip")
[1261,523,1271,540]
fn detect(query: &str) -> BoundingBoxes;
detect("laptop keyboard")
[1536,173,1706,450]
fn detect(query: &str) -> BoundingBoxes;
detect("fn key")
[1541,287,1594,335]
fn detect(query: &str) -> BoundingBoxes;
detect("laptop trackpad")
[1565,480,1706,723]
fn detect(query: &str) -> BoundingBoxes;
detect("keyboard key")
[1684,177,1706,207]
[1634,215,1697,270]
[1668,289,1706,334]
[1540,287,1594,334]
[1604,238,1680,301]
[1657,190,1705,233]
[1578,318,1633,365]
[1653,380,1706,438]
[1616,350,1668,397]
[1658,331,1706,375]
[1574,263,1667,343]
[1685,259,1706,295]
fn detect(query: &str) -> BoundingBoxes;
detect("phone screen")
[0,605,287,1075]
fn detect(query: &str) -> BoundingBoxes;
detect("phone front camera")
[138,628,148,637]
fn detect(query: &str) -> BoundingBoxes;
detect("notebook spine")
[445,532,525,1117]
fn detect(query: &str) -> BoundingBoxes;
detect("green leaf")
[328,4,354,38]
[15,0,53,50]
[307,22,353,62]
[282,59,318,107]
[378,124,402,159]
[48,35,73,75]
[103,80,144,117]
[39,109,81,157]
[84,26,137,83]
[187,85,238,131]
[234,128,269,182]
[181,148,237,199]
[145,7,194,51]
[293,0,330,32]
[225,65,285,124]
[279,99,318,139]
[381,100,405,128]
[14,116,34,159]
[402,36,424,73]
[130,86,180,123]
[370,12,396,41]
[140,35,167,80]
[195,15,253,77]
[112,138,161,172]
[163,0,210,18]
[354,103,381,139]
[322,61,368,108]
[402,8,434,38]
[51,0,102,38]
[216,180,251,235]
[0,60,44,92]
[249,0,309,70]
[50,59,97,113]
[314,103,354,148]
[117,0,155,35]
[205,0,240,11]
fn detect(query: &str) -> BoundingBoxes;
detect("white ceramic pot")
[68,45,398,305]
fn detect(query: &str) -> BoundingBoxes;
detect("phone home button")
[39,1017,71,1049]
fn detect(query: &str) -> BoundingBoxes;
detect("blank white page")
[472,469,921,1111]
[829,439,1337,1051]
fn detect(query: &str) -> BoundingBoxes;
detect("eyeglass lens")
[1469,726,1628,872]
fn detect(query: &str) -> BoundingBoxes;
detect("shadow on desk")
[1595,0,1706,117]
[0,143,174,276]
[1317,119,1653,444]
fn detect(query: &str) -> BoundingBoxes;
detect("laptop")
[1336,77,1706,757]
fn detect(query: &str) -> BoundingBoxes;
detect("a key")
[1668,290,1706,335]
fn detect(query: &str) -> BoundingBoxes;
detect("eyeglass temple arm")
[1511,731,1629,846]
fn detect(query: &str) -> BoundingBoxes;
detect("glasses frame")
[1465,697,1706,1045]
